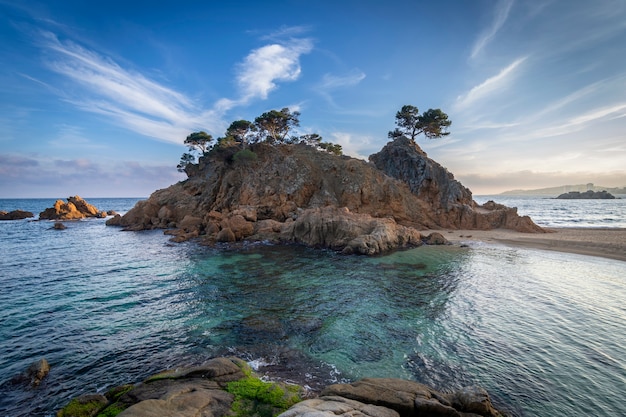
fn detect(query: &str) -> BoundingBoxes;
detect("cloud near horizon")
[459,169,626,194]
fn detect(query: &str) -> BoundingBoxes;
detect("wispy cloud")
[455,56,527,110]
[528,102,626,139]
[235,38,313,103]
[260,25,312,41]
[470,0,514,59]
[40,31,215,143]
[315,69,366,108]
[36,30,313,144]
[319,70,366,89]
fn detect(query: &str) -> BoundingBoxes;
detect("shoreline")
[424,227,626,262]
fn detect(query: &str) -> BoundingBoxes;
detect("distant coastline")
[499,183,626,196]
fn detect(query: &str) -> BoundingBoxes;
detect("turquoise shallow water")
[0,198,625,416]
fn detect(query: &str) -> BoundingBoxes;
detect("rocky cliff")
[108,139,542,254]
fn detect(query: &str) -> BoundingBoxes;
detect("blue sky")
[1,0,625,197]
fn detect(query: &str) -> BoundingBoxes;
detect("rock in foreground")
[39,196,108,220]
[57,357,504,417]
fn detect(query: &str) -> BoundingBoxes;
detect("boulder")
[282,207,422,255]
[28,358,50,387]
[57,394,108,417]
[0,210,34,220]
[57,358,505,417]
[53,222,67,230]
[280,396,399,417]
[40,196,106,221]
[320,378,502,417]
[423,232,449,245]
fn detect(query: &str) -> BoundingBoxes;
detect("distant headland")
[500,183,626,197]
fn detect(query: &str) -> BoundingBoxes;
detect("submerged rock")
[10,358,50,387]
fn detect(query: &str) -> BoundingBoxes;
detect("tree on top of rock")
[388,105,451,141]
[178,131,214,173]
[225,120,256,146]
[184,131,214,153]
[254,107,300,144]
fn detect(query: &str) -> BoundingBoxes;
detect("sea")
[0,196,625,417]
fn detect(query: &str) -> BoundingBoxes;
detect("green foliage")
[105,385,134,402]
[177,152,196,173]
[319,142,343,155]
[96,405,125,417]
[226,120,256,145]
[184,131,214,153]
[254,108,300,144]
[389,104,451,141]
[226,376,302,417]
[57,399,105,417]
[233,149,258,164]
[417,108,451,139]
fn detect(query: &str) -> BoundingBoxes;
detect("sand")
[421,228,626,262]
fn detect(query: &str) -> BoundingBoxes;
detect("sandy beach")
[423,228,626,262]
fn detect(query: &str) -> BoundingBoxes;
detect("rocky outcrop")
[556,190,616,199]
[0,210,34,220]
[108,139,543,254]
[321,378,502,417]
[370,138,542,233]
[39,196,107,220]
[57,357,504,417]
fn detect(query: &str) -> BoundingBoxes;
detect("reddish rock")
[39,196,106,221]
[107,139,543,253]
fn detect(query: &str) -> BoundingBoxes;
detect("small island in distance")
[499,183,626,197]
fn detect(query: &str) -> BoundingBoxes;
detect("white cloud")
[236,38,313,103]
[36,30,314,144]
[470,0,514,59]
[319,70,366,89]
[40,32,216,144]
[328,132,373,160]
[455,56,527,110]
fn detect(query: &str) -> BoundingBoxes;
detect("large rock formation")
[57,357,504,417]
[39,196,107,220]
[107,139,542,254]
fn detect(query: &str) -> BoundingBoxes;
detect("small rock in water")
[27,358,50,387]
[53,222,67,230]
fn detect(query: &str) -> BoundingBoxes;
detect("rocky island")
[39,195,112,220]
[107,135,542,255]
[556,190,616,199]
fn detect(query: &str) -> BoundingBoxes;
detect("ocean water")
[0,198,625,417]
[475,195,626,228]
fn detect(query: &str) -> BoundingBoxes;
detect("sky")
[1,0,625,197]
